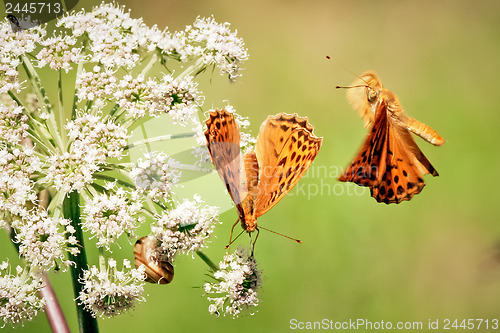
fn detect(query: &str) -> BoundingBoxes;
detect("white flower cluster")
[0,145,40,217]
[187,16,249,80]
[36,34,82,72]
[57,3,156,68]
[46,150,100,193]
[0,20,46,93]
[78,258,145,318]
[151,195,219,262]
[204,247,261,317]
[0,263,45,326]
[115,73,203,124]
[76,67,117,107]
[66,113,128,160]
[83,188,144,249]
[130,152,181,201]
[148,74,202,124]
[14,210,79,271]
[0,103,29,145]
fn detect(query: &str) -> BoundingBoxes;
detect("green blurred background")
[2,0,500,332]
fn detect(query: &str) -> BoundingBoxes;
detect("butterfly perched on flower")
[338,71,445,204]
[204,109,322,241]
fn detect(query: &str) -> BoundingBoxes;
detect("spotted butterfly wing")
[204,110,247,215]
[254,113,322,217]
[339,72,444,204]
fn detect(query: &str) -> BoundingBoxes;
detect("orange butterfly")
[338,71,445,204]
[204,109,322,242]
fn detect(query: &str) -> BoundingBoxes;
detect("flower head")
[204,247,261,317]
[83,188,144,249]
[36,34,82,72]
[77,258,146,318]
[186,16,249,80]
[0,263,45,326]
[14,210,79,271]
[130,151,181,201]
[0,145,40,217]
[151,195,219,262]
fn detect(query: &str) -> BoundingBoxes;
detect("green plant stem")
[196,250,219,273]
[63,191,99,333]
[123,132,195,150]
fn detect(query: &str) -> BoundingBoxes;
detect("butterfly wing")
[254,113,322,218]
[340,98,440,204]
[205,110,247,214]
[338,103,389,186]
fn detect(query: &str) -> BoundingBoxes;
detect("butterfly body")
[339,71,444,204]
[205,109,322,235]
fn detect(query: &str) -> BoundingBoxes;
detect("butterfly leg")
[251,228,260,255]
[225,218,241,255]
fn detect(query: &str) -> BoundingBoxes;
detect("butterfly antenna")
[326,55,371,87]
[258,226,302,244]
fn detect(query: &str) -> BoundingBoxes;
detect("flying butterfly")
[338,71,445,204]
[205,109,322,244]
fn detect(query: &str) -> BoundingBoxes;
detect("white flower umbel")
[204,247,261,318]
[130,151,181,201]
[0,263,45,327]
[0,103,29,144]
[148,74,203,125]
[78,258,146,318]
[115,74,203,124]
[76,67,117,108]
[66,113,128,161]
[152,195,219,262]
[186,16,249,80]
[83,188,144,249]
[46,150,100,193]
[14,210,79,271]
[0,20,45,94]
[36,34,82,72]
[0,145,40,217]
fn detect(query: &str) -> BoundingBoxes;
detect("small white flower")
[0,263,46,326]
[77,259,146,318]
[204,247,261,317]
[130,151,181,201]
[151,195,219,262]
[83,188,144,249]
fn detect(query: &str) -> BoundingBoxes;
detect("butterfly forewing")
[338,101,389,186]
[254,114,322,217]
[204,110,248,211]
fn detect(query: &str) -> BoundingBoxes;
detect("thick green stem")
[63,191,99,333]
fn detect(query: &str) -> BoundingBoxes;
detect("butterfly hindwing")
[254,114,322,217]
